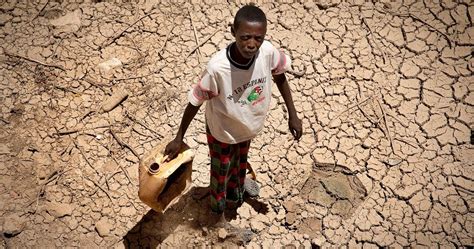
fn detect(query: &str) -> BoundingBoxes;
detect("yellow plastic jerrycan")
[138,142,194,213]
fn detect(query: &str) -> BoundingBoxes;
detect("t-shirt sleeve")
[188,69,219,106]
[271,46,292,75]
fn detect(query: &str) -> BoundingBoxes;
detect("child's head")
[231,4,267,59]
[233,4,267,32]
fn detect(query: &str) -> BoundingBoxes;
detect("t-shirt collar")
[226,43,256,70]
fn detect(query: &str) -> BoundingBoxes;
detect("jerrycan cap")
[147,154,169,175]
[148,162,160,174]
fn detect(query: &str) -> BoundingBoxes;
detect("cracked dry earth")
[0,0,473,248]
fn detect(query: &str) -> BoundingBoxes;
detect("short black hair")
[233,4,267,31]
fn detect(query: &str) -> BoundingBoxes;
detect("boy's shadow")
[122,186,269,248]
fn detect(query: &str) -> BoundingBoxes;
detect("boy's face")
[232,21,267,59]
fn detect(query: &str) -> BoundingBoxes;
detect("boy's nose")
[247,40,257,50]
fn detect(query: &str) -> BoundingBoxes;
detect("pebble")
[46,202,74,218]
[3,214,25,237]
[0,144,10,154]
[202,227,209,236]
[218,228,227,240]
[268,225,280,235]
[95,219,113,237]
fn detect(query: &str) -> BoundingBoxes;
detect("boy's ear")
[230,25,235,37]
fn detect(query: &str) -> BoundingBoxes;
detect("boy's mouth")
[243,50,257,58]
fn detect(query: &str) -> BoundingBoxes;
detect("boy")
[164,4,302,224]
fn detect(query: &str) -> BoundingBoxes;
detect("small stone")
[98,57,122,72]
[286,212,297,225]
[275,209,285,222]
[0,144,10,154]
[283,200,297,213]
[250,220,265,232]
[2,215,25,237]
[49,9,82,33]
[237,204,252,220]
[301,211,308,218]
[385,157,403,166]
[95,219,113,237]
[46,202,74,218]
[268,225,280,235]
[312,237,325,247]
[218,228,227,240]
[202,227,209,236]
[67,218,79,230]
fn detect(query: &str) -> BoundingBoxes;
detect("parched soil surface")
[1,0,473,248]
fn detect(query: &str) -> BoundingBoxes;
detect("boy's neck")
[230,43,252,65]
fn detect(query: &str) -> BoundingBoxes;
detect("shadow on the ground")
[121,186,269,248]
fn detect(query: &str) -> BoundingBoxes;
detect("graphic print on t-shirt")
[247,86,265,106]
[227,76,267,106]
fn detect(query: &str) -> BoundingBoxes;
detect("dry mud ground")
[0,0,473,248]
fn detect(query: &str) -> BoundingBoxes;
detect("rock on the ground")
[218,228,227,240]
[0,144,10,154]
[2,214,25,237]
[46,202,74,218]
[49,9,82,33]
[98,58,123,73]
[250,220,265,232]
[95,219,113,237]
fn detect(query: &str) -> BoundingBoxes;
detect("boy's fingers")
[293,128,302,140]
[290,128,296,138]
[164,142,179,162]
[167,150,178,161]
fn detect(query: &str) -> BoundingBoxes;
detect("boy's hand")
[164,138,183,162]
[288,116,302,140]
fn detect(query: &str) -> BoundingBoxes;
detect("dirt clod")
[2,215,25,238]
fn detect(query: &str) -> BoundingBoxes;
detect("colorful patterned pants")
[207,128,250,213]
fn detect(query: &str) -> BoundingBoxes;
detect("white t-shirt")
[188,40,291,144]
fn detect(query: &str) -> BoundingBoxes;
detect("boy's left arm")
[273,73,303,140]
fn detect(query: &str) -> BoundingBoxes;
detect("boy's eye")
[241,36,264,42]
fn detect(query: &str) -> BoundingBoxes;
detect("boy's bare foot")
[208,211,228,228]
[207,211,254,244]
[208,212,236,231]
[243,177,260,197]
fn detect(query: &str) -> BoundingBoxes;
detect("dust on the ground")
[0,0,473,248]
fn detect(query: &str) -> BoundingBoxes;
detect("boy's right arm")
[164,103,200,160]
